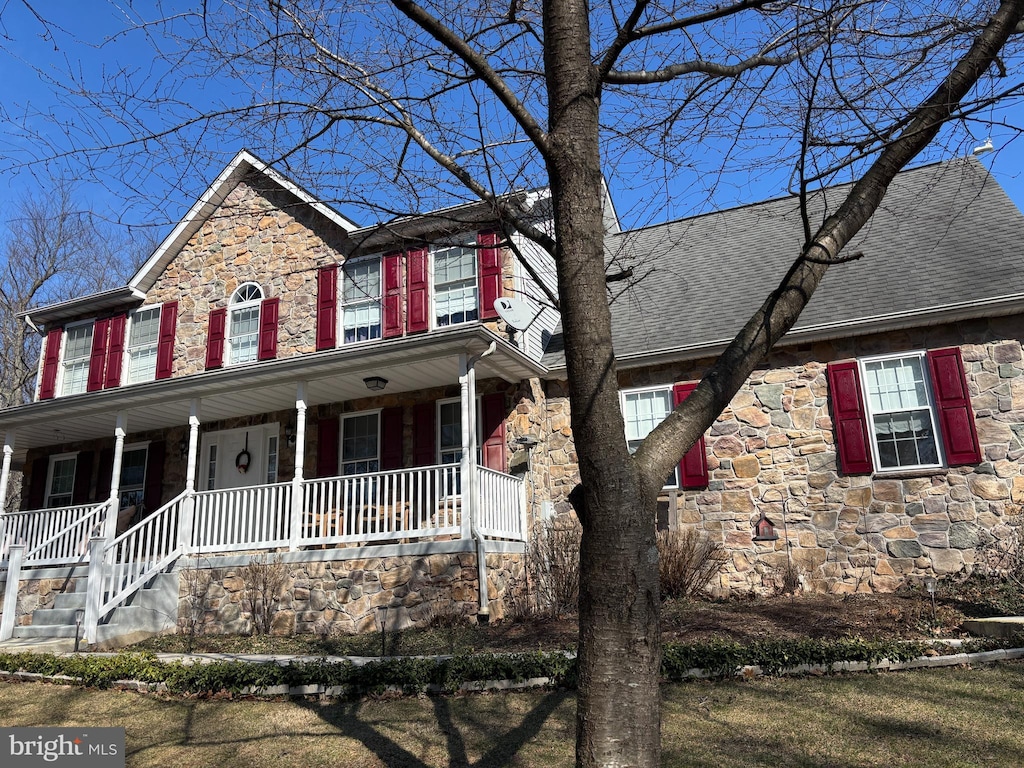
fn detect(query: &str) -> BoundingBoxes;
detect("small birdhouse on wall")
[752,512,779,542]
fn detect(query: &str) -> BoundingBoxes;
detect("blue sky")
[1,1,1023,240]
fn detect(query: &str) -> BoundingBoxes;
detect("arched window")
[229,283,264,364]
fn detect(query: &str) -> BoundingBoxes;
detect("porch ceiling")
[0,327,546,460]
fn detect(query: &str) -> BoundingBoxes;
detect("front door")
[200,424,280,490]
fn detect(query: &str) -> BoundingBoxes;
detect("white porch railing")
[0,502,106,566]
[476,467,526,540]
[191,482,293,553]
[300,464,464,546]
[3,466,525,573]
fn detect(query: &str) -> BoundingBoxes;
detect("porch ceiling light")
[363,376,388,392]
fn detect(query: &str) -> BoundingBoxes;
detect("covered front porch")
[0,328,538,643]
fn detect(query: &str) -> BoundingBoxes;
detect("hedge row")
[0,638,952,697]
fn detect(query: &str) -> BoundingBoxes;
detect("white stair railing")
[22,501,111,566]
[85,492,187,640]
[1,503,99,565]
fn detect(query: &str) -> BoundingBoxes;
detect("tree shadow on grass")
[295,689,571,768]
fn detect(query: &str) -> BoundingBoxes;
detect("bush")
[515,516,581,618]
[657,528,727,599]
[239,553,289,635]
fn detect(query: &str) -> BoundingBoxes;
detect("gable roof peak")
[128,149,361,293]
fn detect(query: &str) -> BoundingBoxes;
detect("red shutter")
[72,452,94,505]
[381,407,404,470]
[480,392,507,471]
[257,297,280,360]
[383,251,405,338]
[97,448,114,495]
[827,360,873,475]
[205,307,227,370]
[672,383,709,489]
[413,402,436,466]
[27,457,48,509]
[927,347,982,466]
[316,265,338,350]
[39,327,63,400]
[406,246,430,333]
[155,301,178,380]
[86,318,109,393]
[143,441,166,514]
[316,417,340,478]
[478,230,502,320]
[105,313,127,388]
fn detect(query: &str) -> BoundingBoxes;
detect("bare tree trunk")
[544,1,661,765]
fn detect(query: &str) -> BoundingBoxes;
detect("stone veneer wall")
[180,552,525,636]
[538,318,1024,595]
[144,173,350,377]
[0,576,81,627]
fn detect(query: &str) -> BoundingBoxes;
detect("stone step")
[30,606,87,627]
[52,592,87,610]
[12,623,79,639]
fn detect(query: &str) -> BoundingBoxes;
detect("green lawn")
[1,662,1021,767]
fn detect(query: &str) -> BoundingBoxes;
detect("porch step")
[12,571,180,649]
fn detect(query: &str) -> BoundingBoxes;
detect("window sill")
[870,467,948,480]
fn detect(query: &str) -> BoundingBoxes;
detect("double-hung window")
[228,283,263,364]
[341,412,380,475]
[119,445,149,510]
[60,323,93,396]
[45,454,77,507]
[861,353,941,470]
[438,400,464,465]
[622,387,679,487]
[126,307,161,384]
[829,347,981,475]
[434,242,478,327]
[342,258,382,343]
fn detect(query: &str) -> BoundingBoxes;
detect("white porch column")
[102,411,128,541]
[184,399,202,494]
[179,399,201,552]
[0,432,15,516]
[289,382,308,550]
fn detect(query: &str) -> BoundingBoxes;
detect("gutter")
[543,292,1024,376]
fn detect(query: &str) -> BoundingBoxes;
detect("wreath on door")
[235,432,252,474]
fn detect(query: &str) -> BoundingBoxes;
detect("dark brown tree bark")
[544,0,662,764]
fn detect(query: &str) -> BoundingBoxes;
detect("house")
[1,152,1022,646]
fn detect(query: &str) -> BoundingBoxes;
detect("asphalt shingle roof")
[542,157,1024,369]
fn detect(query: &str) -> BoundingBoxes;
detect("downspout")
[465,341,496,620]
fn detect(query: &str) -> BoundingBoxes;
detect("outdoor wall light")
[178,439,188,459]
[363,376,388,392]
[285,425,296,447]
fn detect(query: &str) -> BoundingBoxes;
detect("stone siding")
[538,318,1024,595]
[179,552,524,636]
[145,174,349,377]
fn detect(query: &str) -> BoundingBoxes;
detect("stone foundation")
[178,551,525,636]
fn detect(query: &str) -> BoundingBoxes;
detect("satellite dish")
[493,297,537,331]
